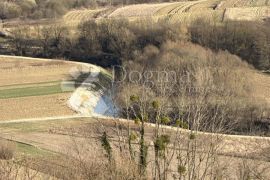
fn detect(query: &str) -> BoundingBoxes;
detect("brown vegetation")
[2,117,270,179]
[0,140,15,160]
[0,93,74,121]
[0,56,76,85]
[116,41,270,135]
[189,19,270,70]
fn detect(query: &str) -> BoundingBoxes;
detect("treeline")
[9,18,270,71]
[9,19,184,67]
[189,19,270,70]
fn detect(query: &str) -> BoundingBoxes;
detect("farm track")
[0,115,270,164]
[0,115,85,124]
[1,115,270,141]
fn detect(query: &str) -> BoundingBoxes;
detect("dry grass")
[108,2,174,17]
[168,9,224,23]
[1,117,270,179]
[217,0,270,8]
[107,0,222,23]
[1,117,269,163]
[0,139,15,160]
[0,56,78,121]
[224,6,270,21]
[0,57,78,86]
[251,72,270,105]
[155,0,208,15]
[0,93,74,121]
[63,8,108,25]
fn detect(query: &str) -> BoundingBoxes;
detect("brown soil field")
[0,93,75,121]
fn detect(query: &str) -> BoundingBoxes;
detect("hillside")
[0,1,270,179]
[0,55,114,120]
[0,52,269,178]
[2,0,269,27]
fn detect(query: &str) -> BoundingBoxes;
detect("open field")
[0,56,81,121]
[1,117,270,179]
[0,57,78,86]
[59,0,270,25]
[218,0,270,8]
[2,0,269,31]
[0,84,64,99]
[63,8,110,26]
[224,6,270,21]
[0,93,74,121]
[108,2,174,17]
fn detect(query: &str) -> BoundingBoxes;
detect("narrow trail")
[0,115,88,124]
[1,115,270,141]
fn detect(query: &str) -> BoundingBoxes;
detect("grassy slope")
[0,84,66,99]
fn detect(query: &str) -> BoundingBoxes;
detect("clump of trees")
[116,40,269,134]
[189,19,270,70]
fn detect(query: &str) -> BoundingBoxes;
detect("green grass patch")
[0,118,92,133]
[0,122,45,133]
[0,84,71,99]
[0,80,61,89]
[16,142,54,157]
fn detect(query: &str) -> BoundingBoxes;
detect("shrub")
[0,140,15,160]
[0,2,22,19]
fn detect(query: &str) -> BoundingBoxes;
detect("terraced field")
[0,56,79,120]
[59,0,270,25]
[155,0,223,23]
[62,0,222,24]
[108,2,173,17]
[218,0,270,8]
[63,8,109,25]
[224,6,270,21]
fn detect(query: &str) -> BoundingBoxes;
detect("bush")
[0,140,15,160]
[0,2,22,19]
